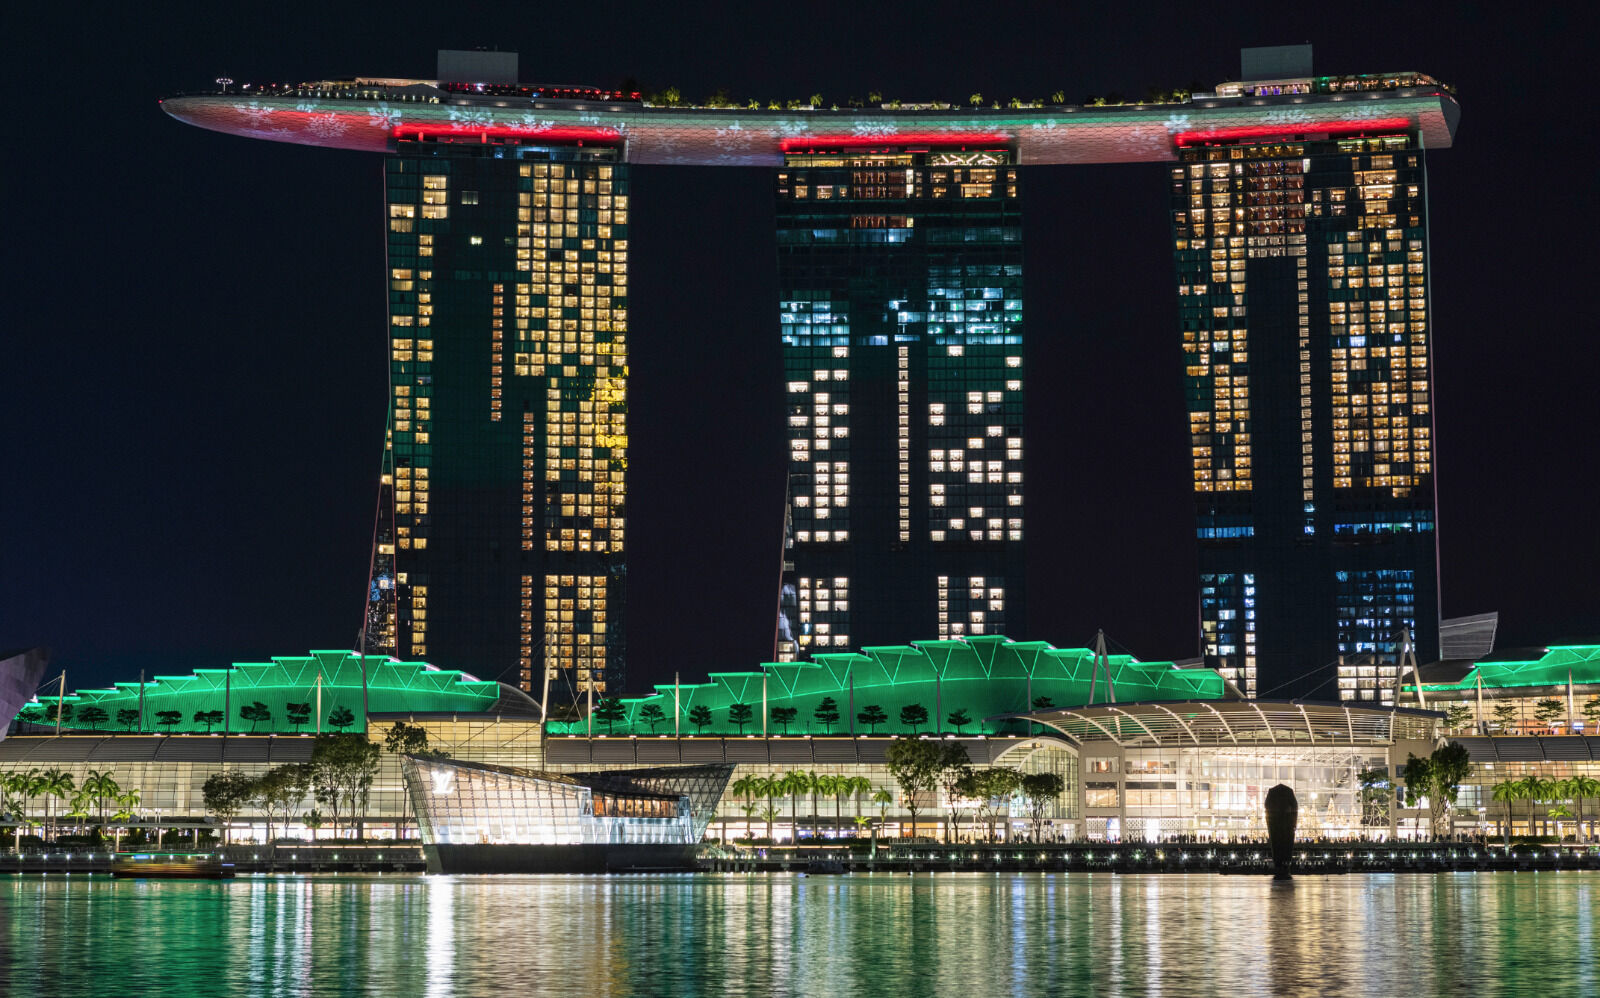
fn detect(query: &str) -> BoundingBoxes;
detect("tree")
[155,710,182,733]
[858,705,888,734]
[688,705,713,734]
[728,703,754,734]
[310,734,380,840]
[201,770,254,845]
[947,708,972,735]
[1491,703,1518,733]
[35,769,75,843]
[1358,767,1394,827]
[1533,698,1566,731]
[813,697,841,734]
[1402,743,1471,839]
[384,720,446,839]
[639,703,667,733]
[963,768,1022,841]
[240,701,272,733]
[80,770,121,828]
[899,703,929,734]
[968,92,983,107]
[1031,696,1054,711]
[1491,780,1521,850]
[194,709,225,733]
[1584,698,1600,731]
[780,771,813,841]
[302,810,325,838]
[771,706,798,734]
[1568,775,1600,843]
[1444,703,1473,732]
[1020,772,1066,841]
[116,708,141,732]
[286,702,313,733]
[593,697,627,734]
[1516,775,1548,837]
[252,764,311,843]
[327,706,357,732]
[78,706,109,731]
[885,737,967,839]
[940,759,974,841]
[1,772,36,848]
[44,703,72,726]
[110,788,141,851]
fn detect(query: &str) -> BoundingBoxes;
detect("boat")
[110,853,236,879]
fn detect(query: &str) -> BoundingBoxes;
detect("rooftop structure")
[582,634,1225,738]
[9,650,536,736]
[160,73,1458,165]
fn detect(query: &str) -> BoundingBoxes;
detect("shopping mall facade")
[3,639,1597,844]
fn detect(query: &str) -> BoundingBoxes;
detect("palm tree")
[80,770,121,829]
[758,775,781,842]
[1569,775,1600,842]
[1516,776,1551,837]
[1491,780,1521,851]
[36,769,76,843]
[814,774,840,836]
[110,789,141,852]
[731,773,765,838]
[872,788,894,842]
[5,769,40,848]
[781,771,813,842]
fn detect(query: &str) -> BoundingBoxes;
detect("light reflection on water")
[2,872,1592,997]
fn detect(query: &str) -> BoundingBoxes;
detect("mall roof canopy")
[1406,644,1600,696]
[580,634,1227,738]
[1016,699,1442,748]
[8,650,539,736]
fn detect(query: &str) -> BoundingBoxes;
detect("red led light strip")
[779,133,1010,151]
[1173,118,1413,146]
[396,125,624,144]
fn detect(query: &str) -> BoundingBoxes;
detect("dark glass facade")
[774,149,1026,657]
[367,139,630,698]
[1170,132,1439,700]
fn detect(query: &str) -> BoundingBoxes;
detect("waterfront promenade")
[5,840,1597,876]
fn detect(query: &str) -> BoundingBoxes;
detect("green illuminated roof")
[567,635,1224,736]
[11,651,508,735]
[1405,644,1600,693]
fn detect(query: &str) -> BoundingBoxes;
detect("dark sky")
[6,2,1595,694]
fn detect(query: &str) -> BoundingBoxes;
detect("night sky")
[6,2,1595,694]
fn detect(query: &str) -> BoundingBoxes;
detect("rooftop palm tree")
[1491,780,1521,851]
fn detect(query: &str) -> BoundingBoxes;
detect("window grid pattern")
[775,150,1025,655]
[382,147,627,695]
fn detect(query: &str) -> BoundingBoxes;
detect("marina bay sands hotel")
[162,45,1460,705]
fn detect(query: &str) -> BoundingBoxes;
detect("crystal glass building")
[775,149,1024,657]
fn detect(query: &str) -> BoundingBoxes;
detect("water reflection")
[2,872,1594,997]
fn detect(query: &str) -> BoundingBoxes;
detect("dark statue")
[1264,784,1298,880]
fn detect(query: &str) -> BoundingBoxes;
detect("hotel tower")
[162,46,1458,700]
